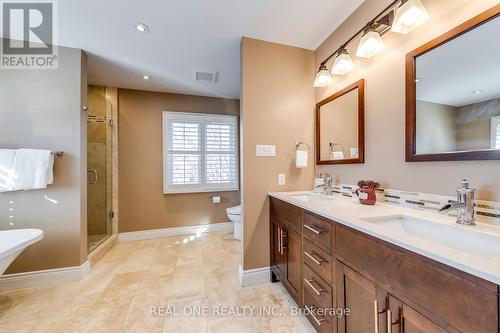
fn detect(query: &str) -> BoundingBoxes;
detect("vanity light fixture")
[135,23,150,33]
[331,48,355,75]
[391,0,430,34]
[313,0,430,87]
[314,64,333,87]
[356,27,385,58]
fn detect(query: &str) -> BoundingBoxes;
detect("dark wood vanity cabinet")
[269,197,500,333]
[270,198,302,303]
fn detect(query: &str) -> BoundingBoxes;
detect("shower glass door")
[87,85,113,253]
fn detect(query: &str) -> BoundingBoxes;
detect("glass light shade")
[331,52,354,75]
[314,66,332,87]
[391,0,430,34]
[356,30,385,58]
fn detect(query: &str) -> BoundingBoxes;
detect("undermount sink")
[362,215,500,258]
[288,193,334,202]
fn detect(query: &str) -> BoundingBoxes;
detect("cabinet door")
[283,225,302,302]
[388,295,448,333]
[271,218,285,278]
[337,262,381,333]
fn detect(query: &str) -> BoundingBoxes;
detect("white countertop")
[269,191,500,285]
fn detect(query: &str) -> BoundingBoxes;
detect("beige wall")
[320,89,359,160]
[241,37,315,270]
[315,0,500,201]
[416,100,457,154]
[118,89,241,233]
[0,43,87,273]
[456,98,500,151]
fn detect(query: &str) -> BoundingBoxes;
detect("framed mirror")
[316,79,365,165]
[406,5,500,161]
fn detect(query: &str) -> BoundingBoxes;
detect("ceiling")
[416,15,500,107]
[53,0,364,99]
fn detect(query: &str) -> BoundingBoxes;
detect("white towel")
[295,150,308,168]
[11,149,54,191]
[331,151,345,160]
[0,149,16,192]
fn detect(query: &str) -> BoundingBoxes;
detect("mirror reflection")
[317,80,364,164]
[415,15,500,155]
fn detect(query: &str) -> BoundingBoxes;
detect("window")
[163,112,239,193]
[492,116,500,149]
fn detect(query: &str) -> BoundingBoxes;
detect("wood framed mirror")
[316,79,365,165]
[406,5,500,162]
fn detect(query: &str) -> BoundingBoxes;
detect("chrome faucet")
[439,179,476,226]
[315,173,333,195]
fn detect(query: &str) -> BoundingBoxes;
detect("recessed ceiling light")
[142,75,151,80]
[472,90,482,94]
[135,23,150,33]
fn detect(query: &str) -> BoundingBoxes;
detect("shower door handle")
[87,169,98,184]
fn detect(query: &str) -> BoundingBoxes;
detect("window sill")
[163,187,240,195]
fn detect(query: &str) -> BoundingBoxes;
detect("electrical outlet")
[278,173,286,186]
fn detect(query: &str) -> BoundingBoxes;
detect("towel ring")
[295,140,310,152]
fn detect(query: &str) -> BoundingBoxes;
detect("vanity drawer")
[336,225,498,333]
[303,238,334,284]
[270,197,301,231]
[303,289,335,333]
[303,263,333,309]
[303,212,333,253]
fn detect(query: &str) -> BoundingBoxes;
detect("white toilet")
[226,205,242,240]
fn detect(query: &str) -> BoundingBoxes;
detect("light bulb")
[314,65,333,87]
[331,50,354,75]
[391,0,430,34]
[356,30,385,58]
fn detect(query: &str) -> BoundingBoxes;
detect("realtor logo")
[1,0,58,69]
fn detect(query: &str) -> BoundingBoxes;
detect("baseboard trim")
[0,260,91,291]
[239,265,271,287]
[118,222,234,242]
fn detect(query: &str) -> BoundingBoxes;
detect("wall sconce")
[356,27,386,58]
[314,64,333,87]
[314,0,430,86]
[391,0,430,34]
[331,48,355,75]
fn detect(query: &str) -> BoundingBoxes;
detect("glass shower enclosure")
[87,85,113,252]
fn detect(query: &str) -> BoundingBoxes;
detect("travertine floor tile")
[0,231,313,333]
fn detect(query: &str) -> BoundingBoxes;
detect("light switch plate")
[256,145,276,157]
[278,173,286,186]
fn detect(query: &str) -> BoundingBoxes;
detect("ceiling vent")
[193,70,219,83]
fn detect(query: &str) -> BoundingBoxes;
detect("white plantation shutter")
[492,116,500,149]
[163,112,239,193]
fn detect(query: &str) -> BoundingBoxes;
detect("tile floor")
[0,231,313,333]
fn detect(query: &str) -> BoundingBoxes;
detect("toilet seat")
[226,205,241,216]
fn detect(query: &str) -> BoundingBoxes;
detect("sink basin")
[362,215,500,258]
[288,193,334,202]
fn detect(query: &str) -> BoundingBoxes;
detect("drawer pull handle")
[304,224,323,235]
[308,306,326,327]
[304,251,324,266]
[304,278,325,296]
[387,309,392,333]
[373,300,387,333]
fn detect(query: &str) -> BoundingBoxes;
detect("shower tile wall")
[87,86,111,244]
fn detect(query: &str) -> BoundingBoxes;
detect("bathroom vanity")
[269,192,500,333]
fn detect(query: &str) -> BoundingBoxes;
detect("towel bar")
[53,151,64,157]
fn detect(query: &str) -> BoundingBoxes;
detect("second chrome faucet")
[439,179,476,226]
